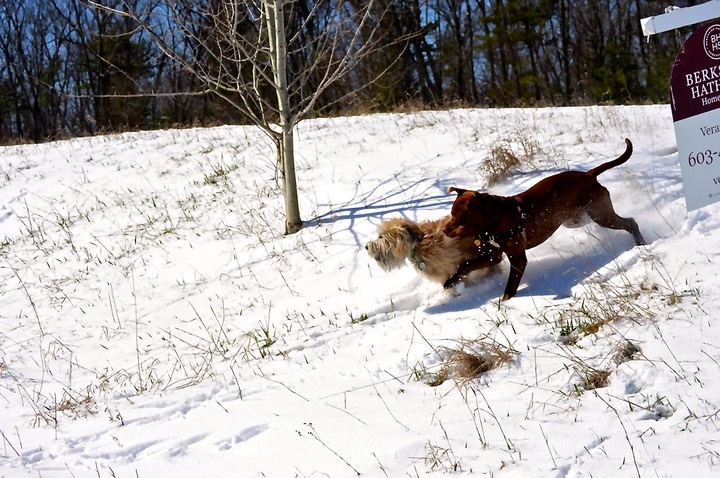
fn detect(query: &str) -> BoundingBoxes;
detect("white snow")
[1,105,719,477]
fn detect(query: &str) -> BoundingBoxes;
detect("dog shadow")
[521,242,638,299]
[425,233,641,314]
[425,280,506,314]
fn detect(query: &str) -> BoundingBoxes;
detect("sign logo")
[704,24,720,60]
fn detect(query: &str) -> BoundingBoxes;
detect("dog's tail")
[587,138,633,177]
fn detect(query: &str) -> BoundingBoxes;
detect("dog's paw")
[443,276,459,290]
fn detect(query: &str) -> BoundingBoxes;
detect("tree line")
[0,0,699,144]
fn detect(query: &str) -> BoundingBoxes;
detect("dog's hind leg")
[586,188,646,246]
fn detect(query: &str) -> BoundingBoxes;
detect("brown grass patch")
[427,338,518,387]
[583,369,611,390]
[482,144,521,186]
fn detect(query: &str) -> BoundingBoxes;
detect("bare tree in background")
[88,0,404,234]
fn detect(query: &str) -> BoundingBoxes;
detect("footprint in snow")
[217,424,268,451]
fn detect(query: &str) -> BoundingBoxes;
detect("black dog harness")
[474,205,527,247]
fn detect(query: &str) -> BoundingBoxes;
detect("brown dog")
[443,138,646,301]
[366,216,502,285]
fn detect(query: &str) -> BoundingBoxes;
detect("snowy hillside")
[1,106,719,477]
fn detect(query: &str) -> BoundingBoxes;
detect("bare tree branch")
[83,0,413,233]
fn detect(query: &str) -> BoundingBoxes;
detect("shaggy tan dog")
[366,216,502,285]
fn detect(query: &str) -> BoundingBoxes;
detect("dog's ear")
[398,219,421,237]
[448,187,470,196]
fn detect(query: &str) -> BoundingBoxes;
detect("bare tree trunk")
[280,128,300,234]
[266,0,301,234]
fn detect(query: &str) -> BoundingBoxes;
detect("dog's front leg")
[443,266,467,290]
[502,252,528,301]
[443,243,503,290]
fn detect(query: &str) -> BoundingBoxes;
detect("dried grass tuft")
[428,338,517,387]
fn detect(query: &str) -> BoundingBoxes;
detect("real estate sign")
[670,20,720,211]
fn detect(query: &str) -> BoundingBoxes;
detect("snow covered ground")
[1,105,719,477]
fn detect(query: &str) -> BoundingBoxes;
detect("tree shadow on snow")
[305,174,462,247]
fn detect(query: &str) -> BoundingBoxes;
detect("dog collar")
[410,245,426,271]
[475,206,527,244]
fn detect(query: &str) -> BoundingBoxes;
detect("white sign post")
[642,3,720,211]
[641,1,720,36]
